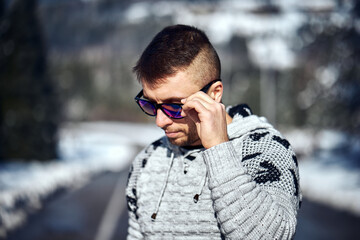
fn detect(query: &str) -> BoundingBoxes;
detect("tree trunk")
[0,0,61,161]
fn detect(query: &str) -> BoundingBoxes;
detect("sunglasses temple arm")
[135,89,144,99]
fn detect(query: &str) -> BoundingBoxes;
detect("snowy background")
[0,122,162,237]
[1,0,359,238]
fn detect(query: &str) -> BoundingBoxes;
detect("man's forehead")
[141,74,200,102]
[142,89,186,104]
[142,71,198,89]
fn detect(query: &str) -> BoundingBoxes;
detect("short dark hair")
[133,24,221,86]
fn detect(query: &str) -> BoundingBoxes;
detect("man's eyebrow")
[162,97,183,104]
[142,94,150,100]
[143,93,183,103]
[142,92,153,101]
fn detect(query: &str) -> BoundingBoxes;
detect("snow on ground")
[0,122,162,238]
[300,157,360,215]
[285,129,360,216]
[1,122,359,237]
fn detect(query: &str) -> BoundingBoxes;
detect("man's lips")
[165,130,181,138]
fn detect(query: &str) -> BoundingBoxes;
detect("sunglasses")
[135,79,222,119]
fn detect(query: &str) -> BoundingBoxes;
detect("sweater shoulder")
[238,127,301,208]
[130,136,167,171]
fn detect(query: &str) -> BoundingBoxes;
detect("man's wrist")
[204,136,229,149]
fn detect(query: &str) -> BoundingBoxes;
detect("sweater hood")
[227,104,274,140]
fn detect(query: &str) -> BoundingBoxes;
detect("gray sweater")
[126,105,301,239]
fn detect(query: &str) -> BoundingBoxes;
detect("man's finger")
[182,91,215,105]
[182,98,210,115]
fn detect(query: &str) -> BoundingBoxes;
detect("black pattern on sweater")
[145,139,162,154]
[272,135,290,149]
[292,155,298,167]
[228,104,252,118]
[142,158,148,168]
[127,188,139,219]
[242,152,262,162]
[185,155,196,161]
[255,161,281,184]
[127,165,134,184]
[289,169,299,197]
[249,132,269,141]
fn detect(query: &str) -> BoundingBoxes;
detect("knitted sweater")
[126,104,301,239]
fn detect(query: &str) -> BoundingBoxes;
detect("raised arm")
[203,128,301,239]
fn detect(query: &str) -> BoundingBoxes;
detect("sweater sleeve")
[203,128,300,239]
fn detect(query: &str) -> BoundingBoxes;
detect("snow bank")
[300,158,360,215]
[0,122,163,238]
[284,129,360,216]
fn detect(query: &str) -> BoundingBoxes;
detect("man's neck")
[226,112,233,125]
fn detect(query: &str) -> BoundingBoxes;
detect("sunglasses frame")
[134,79,222,119]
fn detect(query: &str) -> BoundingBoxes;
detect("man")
[126,24,301,239]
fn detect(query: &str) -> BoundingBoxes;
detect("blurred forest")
[0,0,359,160]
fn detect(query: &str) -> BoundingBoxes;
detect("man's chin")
[167,136,201,147]
[167,137,186,146]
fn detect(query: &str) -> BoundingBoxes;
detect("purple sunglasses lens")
[138,100,156,116]
[138,99,183,119]
[162,104,183,118]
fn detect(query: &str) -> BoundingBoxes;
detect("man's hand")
[181,92,229,149]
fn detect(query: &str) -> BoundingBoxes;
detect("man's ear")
[210,82,223,103]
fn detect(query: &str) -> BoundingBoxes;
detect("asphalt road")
[6,170,129,240]
[5,168,360,240]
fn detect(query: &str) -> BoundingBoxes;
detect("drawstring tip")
[193,194,199,203]
[151,213,157,220]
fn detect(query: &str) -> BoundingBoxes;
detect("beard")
[166,120,201,147]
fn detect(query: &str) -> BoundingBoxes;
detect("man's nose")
[156,108,173,128]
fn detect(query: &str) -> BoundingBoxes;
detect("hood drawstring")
[183,161,189,174]
[193,170,208,203]
[151,152,175,221]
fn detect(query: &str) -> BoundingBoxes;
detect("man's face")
[142,70,203,147]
